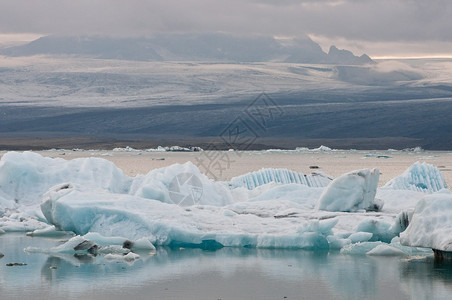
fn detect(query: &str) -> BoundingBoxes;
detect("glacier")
[0,151,450,256]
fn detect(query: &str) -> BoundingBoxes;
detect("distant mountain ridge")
[0,34,373,64]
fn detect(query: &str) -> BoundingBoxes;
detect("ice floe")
[383,162,447,193]
[0,151,450,255]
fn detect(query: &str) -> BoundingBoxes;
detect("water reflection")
[398,257,452,299]
[1,234,452,300]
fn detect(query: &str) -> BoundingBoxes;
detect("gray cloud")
[1,1,451,44]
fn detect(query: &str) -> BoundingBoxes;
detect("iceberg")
[40,182,337,249]
[104,252,140,262]
[310,145,333,152]
[0,151,131,207]
[0,152,230,214]
[383,162,447,193]
[400,190,452,252]
[317,169,381,212]
[229,168,332,190]
[0,151,451,253]
[24,232,155,259]
[340,241,384,255]
[130,161,232,206]
[26,225,75,237]
[366,244,407,256]
[347,232,373,243]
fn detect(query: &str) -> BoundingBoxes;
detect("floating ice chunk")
[104,252,140,262]
[24,234,135,256]
[82,232,155,251]
[229,168,332,190]
[366,244,407,256]
[43,236,99,254]
[112,146,140,152]
[327,235,351,249]
[383,162,447,193]
[83,232,133,248]
[0,151,131,206]
[130,161,232,206]
[400,190,452,251]
[41,183,338,250]
[340,242,384,255]
[132,237,156,251]
[97,245,130,255]
[348,232,373,243]
[317,169,381,212]
[311,145,332,152]
[0,211,48,233]
[26,225,75,237]
[389,237,433,256]
[145,146,167,152]
[356,219,395,243]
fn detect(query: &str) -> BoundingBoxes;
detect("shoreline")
[0,135,433,151]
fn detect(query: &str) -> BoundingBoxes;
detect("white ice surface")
[317,169,381,212]
[130,161,232,206]
[0,151,131,207]
[400,189,452,251]
[40,183,337,249]
[366,244,407,256]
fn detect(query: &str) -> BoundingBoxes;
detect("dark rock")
[74,240,99,255]
[123,240,134,249]
[433,249,452,262]
[6,262,27,266]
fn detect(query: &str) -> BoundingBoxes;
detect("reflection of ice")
[2,233,452,299]
[399,257,452,300]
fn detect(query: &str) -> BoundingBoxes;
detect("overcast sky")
[1,0,452,58]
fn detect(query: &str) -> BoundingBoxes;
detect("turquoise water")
[1,234,452,300]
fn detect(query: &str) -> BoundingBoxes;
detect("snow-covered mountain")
[0,53,452,150]
[0,34,373,64]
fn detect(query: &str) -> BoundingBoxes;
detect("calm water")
[1,234,452,300]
